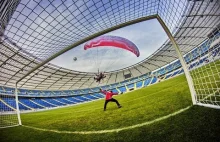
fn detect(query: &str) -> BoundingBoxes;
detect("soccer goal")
[157,16,220,109]
[0,40,21,128]
[190,30,220,109]
[1,0,219,130]
[0,94,20,128]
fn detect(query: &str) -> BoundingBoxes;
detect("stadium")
[0,0,220,141]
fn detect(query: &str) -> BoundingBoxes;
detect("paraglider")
[84,35,140,83]
[94,72,106,83]
[84,35,140,57]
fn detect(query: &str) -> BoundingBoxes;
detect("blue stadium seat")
[75,96,90,101]
[151,77,157,84]
[165,74,172,79]
[118,86,126,93]
[110,83,119,89]
[178,69,184,74]
[111,89,119,93]
[84,94,99,100]
[43,98,66,106]
[144,78,151,86]
[0,101,14,111]
[56,98,73,104]
[2,98,30,110]
[171,70,180,77]
[32,99,56,107]
[19,98,44,109]
[136,81,143,88]
[93,93,104,98]
[67,97,83,103]
[127,83,134,89]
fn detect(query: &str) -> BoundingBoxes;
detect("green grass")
[1,61,220,142]
[18,76,191,131]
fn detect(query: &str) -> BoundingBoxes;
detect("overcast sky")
[50,19,168,72]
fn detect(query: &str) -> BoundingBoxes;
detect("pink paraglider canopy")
[84,35,140,57]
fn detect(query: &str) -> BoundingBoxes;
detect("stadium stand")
[32,99,56,108]
[0,34,219,112]
[0,101,15,112]
[19,98,44,109]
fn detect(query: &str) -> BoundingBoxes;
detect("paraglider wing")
[84,35,140,57]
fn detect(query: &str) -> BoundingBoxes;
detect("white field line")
[22,106,191,134]
[0,119,19,129]
[0,124,19,129]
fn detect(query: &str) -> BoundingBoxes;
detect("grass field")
[1,61,220,142]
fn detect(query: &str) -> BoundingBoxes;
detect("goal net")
[189,30,220,109]
[0,91,19,128]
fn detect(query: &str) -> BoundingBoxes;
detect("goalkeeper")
[100,89,122,111]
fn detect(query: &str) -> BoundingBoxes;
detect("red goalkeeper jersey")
[100,90,118,100]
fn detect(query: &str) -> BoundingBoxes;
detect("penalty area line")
[22,106,192,134]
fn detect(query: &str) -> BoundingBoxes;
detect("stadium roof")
[0,0,219,90]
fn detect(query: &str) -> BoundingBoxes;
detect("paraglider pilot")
[94,72,106,82]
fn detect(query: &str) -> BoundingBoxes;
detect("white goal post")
[157,16,220,109]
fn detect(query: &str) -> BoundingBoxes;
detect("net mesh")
[190,29,220,108]
[0,93,18,128]
[4,0,159,60]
